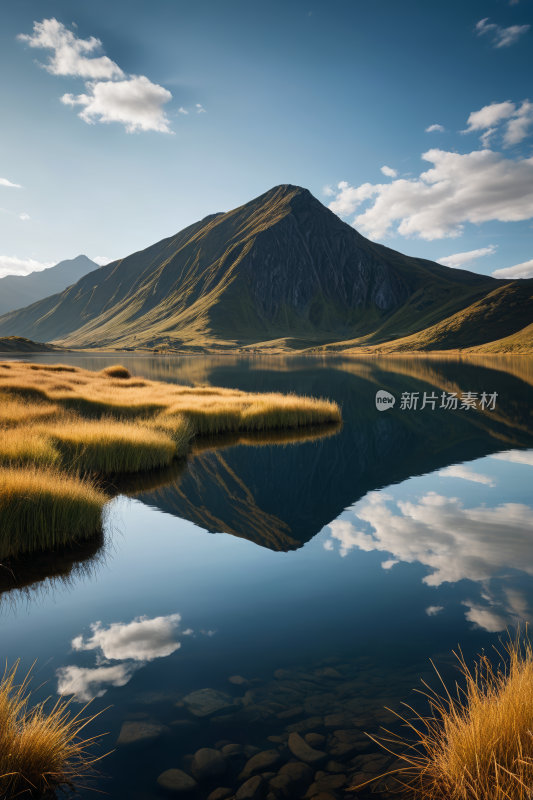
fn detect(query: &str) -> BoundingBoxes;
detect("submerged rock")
[207,789,234,800]
[287,733,328,767]
[304,733,325,749]
[236,776,263,800]
[116,720,169,747]
[278,761,314,795]
[191,748,227,781]
[183,688,235,717]
[157,769,198,794]
[239,750,282,779]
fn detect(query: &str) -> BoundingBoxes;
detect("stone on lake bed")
[285,715,323,734]
[304,774,347,798]
[278,762,314,795]
[170,719,200,729]
[287,733,328,767]
[191,748,227,781]
[183,688,235,717]
[268,774,292,798]
[243,745,262,758]
[222,743,244,758]
[116,720,169,747]
[328,743,356,760]
[239,750,282,779]
[324,761,346,774]
[207,789,234,800]
[323,714,349,730]
[304,733,325,749]
[236,776,263,800]
[276,706,303,720]
[157,769,198,794]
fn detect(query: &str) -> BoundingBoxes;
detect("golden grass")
[0,360,341,558]
[367,632,533,800]
[0,661,106,797]
[0,466,107,559]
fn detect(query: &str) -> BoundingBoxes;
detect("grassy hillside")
[0,185,505,352]
[0,336,67,353]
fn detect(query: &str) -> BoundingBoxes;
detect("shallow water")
[1,354,533,799]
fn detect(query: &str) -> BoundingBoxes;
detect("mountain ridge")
[0,185,529,353]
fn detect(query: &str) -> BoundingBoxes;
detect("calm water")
[1,354,533,799]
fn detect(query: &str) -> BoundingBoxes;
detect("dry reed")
[0,661,106,797]
[365,631,533,800]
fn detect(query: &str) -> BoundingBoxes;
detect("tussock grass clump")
[371,632,533,800]
[100,364,132,379]
[0,661,105,797]
[0,428,60,468]
[0,466,106,559]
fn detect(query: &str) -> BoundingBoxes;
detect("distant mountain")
[0,186,528,352]
[0,255,97,317]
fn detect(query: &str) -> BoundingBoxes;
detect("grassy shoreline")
[0,361,341,559]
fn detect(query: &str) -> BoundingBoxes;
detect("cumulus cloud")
[381,559,399,569]
[19,213,31,221]
[92,256,113,267]
[196,104,206,113]
[18,18,124,79]
[491,449,533,466]
[56,663,138,702]
[325,490,533,586]
[0,255,56,280]
[18,19,173,134]
[426,124,445,133]
[381,166,398,178]
[72,614,183,662]
[61,75,172,133]
[178,107,189,114]
[475,18,530,48]
[492,258,533,279]
[462,588,532,632]
[322,186,335,197]
[462,100,533,148]
[328,149,533,240]
[426,606,443,616]
[438,465,496,486]
[0,177,22,188]
[437,245,497,268]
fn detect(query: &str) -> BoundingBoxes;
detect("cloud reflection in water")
[57,613,186,702]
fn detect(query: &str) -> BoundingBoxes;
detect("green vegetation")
[368,633,533,800]
[0,661,105,797]
[0,360,341,558]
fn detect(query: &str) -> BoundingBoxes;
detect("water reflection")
[57,613,191,702]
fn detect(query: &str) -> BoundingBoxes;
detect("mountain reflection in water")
[2,354,533,618]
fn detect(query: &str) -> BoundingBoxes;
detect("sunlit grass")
[0,465,106,559]
[366,631,533,800]
[0,661,106,798]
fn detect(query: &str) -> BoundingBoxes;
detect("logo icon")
[375,390,396,411]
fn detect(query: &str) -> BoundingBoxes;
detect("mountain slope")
[0,255,96,317]
[0,186,503,350]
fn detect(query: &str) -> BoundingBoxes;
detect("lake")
[1,354,533,799]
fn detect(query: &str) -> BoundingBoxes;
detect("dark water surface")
[2,354,533,799]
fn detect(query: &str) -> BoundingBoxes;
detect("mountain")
[0,255,97,317]
[0,185,528,352]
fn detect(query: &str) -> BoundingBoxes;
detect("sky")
[1,0,532,280]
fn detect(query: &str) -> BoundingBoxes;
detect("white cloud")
[323,539,334,550]
[18,18,124,79]
[426,124,445,133]
[381,559,399,569]
[462,100,533,148]
[19,213,30,221]
[72,614,182,661]
[196,104,207,114]
[93,256,113,266]
[381,166,398,178]
[56,663,138,702]
[437,245,497,268]
[328,149,533,240]
[475,18,530,48]
[491,449,533,466]
[0,255,56,280]
[426,606,443,616]
[438,464,495,486]
[504,101,533,146]
[18,19,173,134]
[178,107,189,114]
[61,75,173,133]
[492,258,533,279]
[325,490,533,586]
[322,186,335,197]
[0,178,22,188]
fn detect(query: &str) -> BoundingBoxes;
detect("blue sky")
[1,0,532,279]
